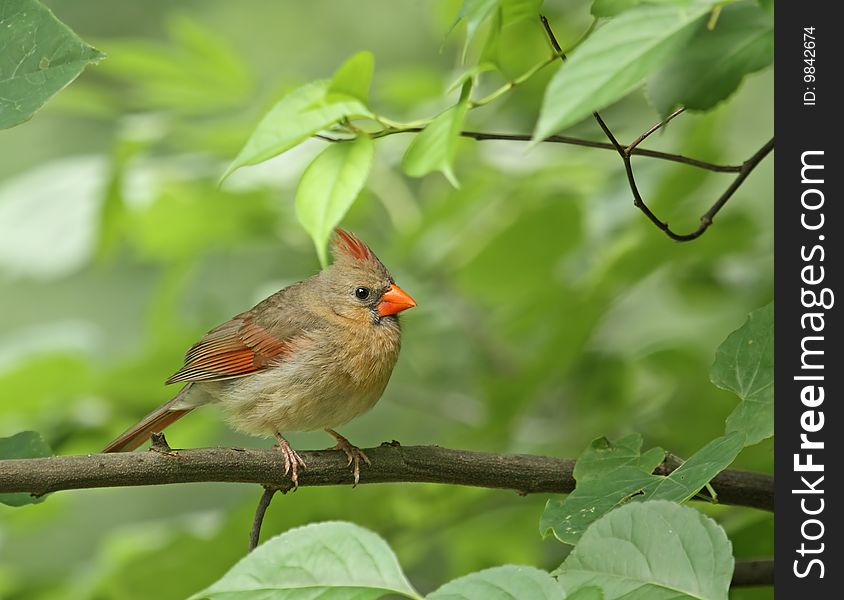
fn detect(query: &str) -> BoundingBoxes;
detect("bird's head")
[319,229,416,325]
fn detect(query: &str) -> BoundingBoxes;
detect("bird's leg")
[273,432,306,488]
[325,429,371,486]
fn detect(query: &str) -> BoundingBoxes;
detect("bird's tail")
[102,385,195,453]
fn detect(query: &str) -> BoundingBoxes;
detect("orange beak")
[378,283,416,316]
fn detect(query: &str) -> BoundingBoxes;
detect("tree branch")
[365,128,744,173]
[0,443,772,511]
[732,559,775,588]
[249,485,278,552]
[538,15,774,242]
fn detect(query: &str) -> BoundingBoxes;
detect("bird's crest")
[332,228,374,262]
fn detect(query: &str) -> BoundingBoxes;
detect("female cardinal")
[102,229,416,485]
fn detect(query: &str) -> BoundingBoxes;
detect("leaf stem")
[469,52,560,108]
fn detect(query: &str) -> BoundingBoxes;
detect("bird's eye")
[354,287,371,300]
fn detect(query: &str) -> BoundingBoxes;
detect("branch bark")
[359,129,744,173]
[732,559,775,588]
[0,443,773,511]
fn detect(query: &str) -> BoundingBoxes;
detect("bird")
[102,228,416,486]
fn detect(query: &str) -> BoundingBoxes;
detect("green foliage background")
[0,0,772,598]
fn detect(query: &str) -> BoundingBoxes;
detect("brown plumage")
[103,229,416,485]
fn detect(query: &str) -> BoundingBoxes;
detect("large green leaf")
[450,0,498,60]
[541,432,744,543]
[711,302,773,446]
[0,431,53,506]
[221,52,376,181]
[190,521,421,600]
[647,2,773,115]
[636,432,745,502]
[554,501,734,600]
[428,565,561,600]
[328,50,374,104]
[295,135,375,266]
[566,587,604,600]
[501,0,544,26]
[533,1,716,140]
[221,80,371,181]
[450,0,542,60]
[591,0,644,16]
[591,0,691,18]
[0,0,105,129]
[402,80,472,187]
[540,434,664,544]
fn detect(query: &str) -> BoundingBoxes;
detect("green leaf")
[296,135,375,266]
[647,3,773,115]
[450,0,542,60]
[500,0,545,26]
[450,0,498,60]
[540,433,664,544]
[402,79,472,187]
[541,432,744,543]
[0,0,105,129]
[566,587,604,600]
[591,0,644,16]
[572,434,666,481]
[533,1,716,140]
[221,80,372,181]
[428,565,561,600]
[446,62,497,95]
[554,501,734,600]
[446,0,543,63]
[711,302,773,446]
[328,51,375,104]
[591,0,691,18]
[479,8,504,65]
[636,432,745,503]
[190,521,421,600]
[0,431,53,506]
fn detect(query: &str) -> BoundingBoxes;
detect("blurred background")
[0,1,773,598]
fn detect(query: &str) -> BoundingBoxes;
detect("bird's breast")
[211,321,402,435]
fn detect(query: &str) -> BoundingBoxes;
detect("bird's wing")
[165,315,300,384]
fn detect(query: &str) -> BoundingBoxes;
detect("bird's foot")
[274,433,306,489]
[326,429,370,486]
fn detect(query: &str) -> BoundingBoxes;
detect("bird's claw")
[274,434,306,489]
[329,436,370,486]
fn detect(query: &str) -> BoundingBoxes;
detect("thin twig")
[249,486,278,552]
[0,444,774,511]
[671,137,775,240]
[361,128,742,172]
[538,15,773,242]
[469,52,562,108]
[627,107,686,154]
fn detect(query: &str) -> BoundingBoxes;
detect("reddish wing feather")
[166,319,289,384]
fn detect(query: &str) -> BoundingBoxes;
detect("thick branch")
[732,559,775,588]
[0,443,772,511]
